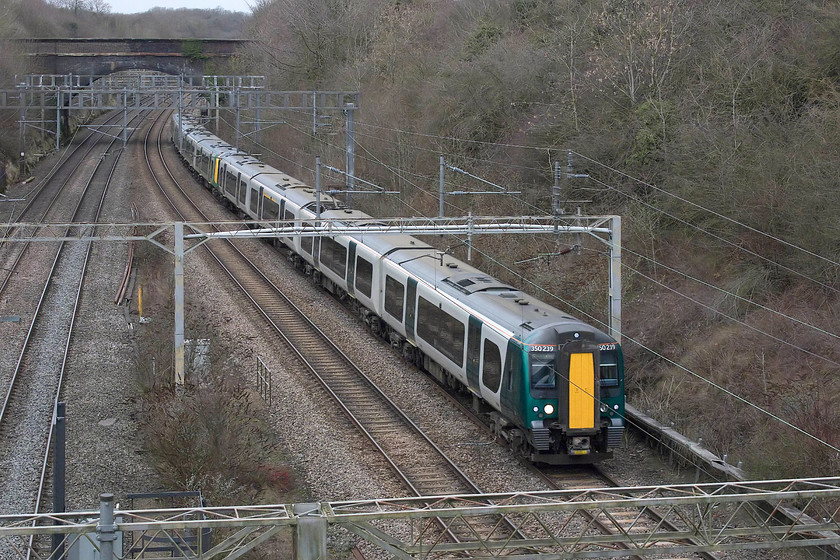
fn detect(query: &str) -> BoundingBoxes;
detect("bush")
[461,19,503,60]
[140,381,279,505]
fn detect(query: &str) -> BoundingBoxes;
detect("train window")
[529,351,557,394]
[384,276,404,321]
[504,347,522,392]
[482,340,502,392]
[239,180,247,204]
[355,256,373,298]
[600,350,619,388]
[226,172,237,195]
[467,320,480,378]
[320,237,347,278]
[301,219,313,254]
[249,189,260,214]
[283,209,294,241]
[263,197,279,220]
[417,296,464,368]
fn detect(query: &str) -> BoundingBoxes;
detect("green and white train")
[172,113,625,464]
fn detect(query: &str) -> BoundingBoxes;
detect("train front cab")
[505,330,625,464]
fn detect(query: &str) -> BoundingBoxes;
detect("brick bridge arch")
[21,38,250,82]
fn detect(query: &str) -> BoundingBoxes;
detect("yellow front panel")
[214,158,220,184]
[569,353,595,429]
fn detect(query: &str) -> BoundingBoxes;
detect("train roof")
[384,245,612,343]
[351,232,434,255]
[256,173,309,191]
[284,186,343,210]
[468,290,612,344]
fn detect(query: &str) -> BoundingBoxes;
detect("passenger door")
[405,278,417,344]
[466,316,481,393]
[347,242,357,298]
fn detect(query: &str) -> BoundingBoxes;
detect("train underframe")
[488,413,614,465]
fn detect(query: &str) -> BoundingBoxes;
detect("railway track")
[153,108,733,558]
[0,108,140,286]
[406,362,721,559]
[142,109,540,551]
[0,105,152,558]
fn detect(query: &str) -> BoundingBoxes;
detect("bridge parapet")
[14,73,265,90]
[23,38,250,55]
[14,38,252,78]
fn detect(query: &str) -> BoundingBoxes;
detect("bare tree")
[89,0,110,14]
[50,0,87,13]
[592,0,691,107]
[49,0,111,14]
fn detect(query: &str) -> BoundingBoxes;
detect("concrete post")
[315,157,321,220]
[122,89,128,147]
[97,494,117,560]
[174,222,185,386]
[55,89,61,151]
[19,104,25,173]
[235,87,241,150]
[293,503,326,560]
[312,92,317,136]
[609,216,622,343]
[344,103,355,208]
[214,86,220,132]
[178,82,184,153]
[255,95,262,147]
[439,156,445,218]
[467,211,473,262]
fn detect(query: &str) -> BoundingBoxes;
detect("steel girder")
[1,478,839,559]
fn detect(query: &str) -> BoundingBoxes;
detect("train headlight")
[600,404,608,413]
[543,404,555,415]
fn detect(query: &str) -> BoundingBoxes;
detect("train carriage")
[172,113,625,464]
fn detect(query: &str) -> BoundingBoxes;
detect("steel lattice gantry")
[2,73,359,161]
[0,215,622,385]
[0,87,360,112]
[2,74,357,112]
[1,478,840,559]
